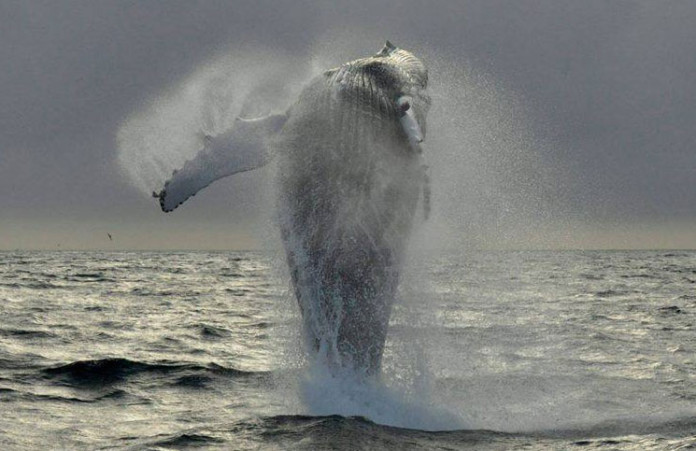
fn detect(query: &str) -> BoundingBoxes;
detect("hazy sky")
[1,0,694,250]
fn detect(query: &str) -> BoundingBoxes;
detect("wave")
[66,272,115,283]
[0,352,49,370]
[243,413,696,449]
[238,415,516,449]
[0,386,136,404]
[173,374,214,388]
[0,281,63,289]
[12,270,58,279]
[224,287,252,296]
[129,287,179,296]
[537,414,696,441]
[0,328,56,339]
[658,305,685,314]
[594,289,633,298]
[198,324,231,338]
[195,323,270,339]
[145,433,224,448]
[40,358,265,386]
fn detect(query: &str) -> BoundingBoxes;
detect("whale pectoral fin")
[155,113,287,212]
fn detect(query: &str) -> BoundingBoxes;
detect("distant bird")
[107,233,113,241]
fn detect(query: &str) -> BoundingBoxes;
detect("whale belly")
[277,77,422,374]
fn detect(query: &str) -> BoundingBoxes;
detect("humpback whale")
[154,41,431,376]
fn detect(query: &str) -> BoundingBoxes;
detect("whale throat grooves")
[277,60,424,375]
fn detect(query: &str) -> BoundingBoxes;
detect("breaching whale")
[154,41,431,376]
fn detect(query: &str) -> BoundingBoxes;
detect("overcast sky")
[1,0,694,250]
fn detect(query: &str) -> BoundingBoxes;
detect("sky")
[1,0,694,250]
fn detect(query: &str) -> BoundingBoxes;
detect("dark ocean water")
[1,250,695,450]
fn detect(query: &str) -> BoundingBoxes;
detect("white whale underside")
[276,70,424,375]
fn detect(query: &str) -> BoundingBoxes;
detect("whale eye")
[396,97,411,115]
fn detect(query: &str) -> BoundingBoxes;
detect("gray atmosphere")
[1,0,694,250]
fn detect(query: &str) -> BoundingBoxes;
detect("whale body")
[155,42,431,376]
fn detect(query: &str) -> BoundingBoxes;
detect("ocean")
[1,250,695,450]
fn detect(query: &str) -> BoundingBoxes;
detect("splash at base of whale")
[154,41,432,377]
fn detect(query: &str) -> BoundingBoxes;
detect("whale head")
[369,41,431,148]
[324,41,431,150]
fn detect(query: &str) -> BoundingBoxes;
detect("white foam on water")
[298,357,464,431]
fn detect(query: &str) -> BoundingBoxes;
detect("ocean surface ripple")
[0,250,695,450]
